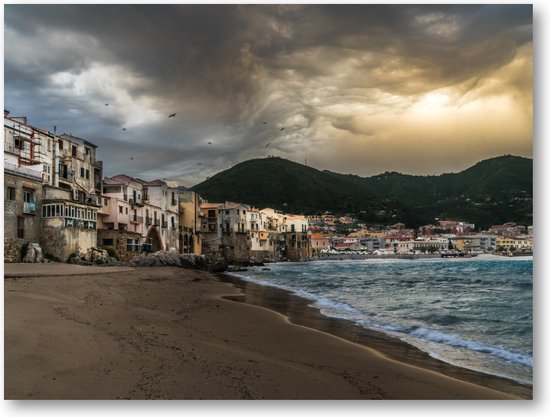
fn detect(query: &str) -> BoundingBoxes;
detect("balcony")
[23,202,37,214]
[130,216,143,224]
[4,162,42,180]
[145,217,152,226]
[162,221,168,228]
[154,219,160,227]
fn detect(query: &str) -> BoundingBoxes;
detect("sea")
[228,255,533,385]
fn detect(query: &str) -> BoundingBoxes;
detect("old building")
[40,133,102,260]
[4,168,43,262]
[99,175,180,260]
[218,202,251,263]
[199,202,223,255]
[281,214,311,261]
[4,112,102,261]
[178,188,202,254]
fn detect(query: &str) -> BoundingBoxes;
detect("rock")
[68,254,81,264]
[84,247,111,264]
[22,243,44,263]
[127,251,227,272]
[209,257,228,272]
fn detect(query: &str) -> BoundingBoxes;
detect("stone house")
[4,169,43,262]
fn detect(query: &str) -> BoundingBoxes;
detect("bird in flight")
[265,143,271,148]
[262,121,267,124]
[105,103,109,106]
[280,127,285,131]
[122,128,127,131]
[208,141,212,145]
[168,113,176,118]
[130,157,134,160]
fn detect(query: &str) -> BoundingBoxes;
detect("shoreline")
[4,264,530,399]
[219,272,532,399]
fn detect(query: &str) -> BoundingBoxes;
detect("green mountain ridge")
[192,155,532,229]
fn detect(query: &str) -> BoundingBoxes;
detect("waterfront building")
[4,112,102,261]
[4,169,43,262]
[178,189,202,254]
[281,214,311,261]
[453,235,496,253]
[360,237,385,252]
[496,236,533,252]
[99,175,179,259]
[217,202,251,263]
[199,202,223,255]
[310,233,331,253]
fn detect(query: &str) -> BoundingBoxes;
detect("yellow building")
[178,190,202,254]
[496,236,533,252]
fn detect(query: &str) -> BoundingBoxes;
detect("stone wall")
[220,232,251,263]
[283,232,311,262]
[4,172,43,262]
[41,218,97,261]
[97,229,143,261]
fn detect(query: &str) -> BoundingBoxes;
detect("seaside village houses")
[4,111,102,262]
[4,110,311,264]
[199,203,311,263]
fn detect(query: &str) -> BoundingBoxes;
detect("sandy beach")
[4,264,531,399]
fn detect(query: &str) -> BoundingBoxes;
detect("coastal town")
[4,111,533,266]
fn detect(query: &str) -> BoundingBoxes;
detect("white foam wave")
[408,327,533,368]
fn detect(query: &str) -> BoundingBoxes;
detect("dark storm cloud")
[4,4,532,185]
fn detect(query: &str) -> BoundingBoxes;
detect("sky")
[4,3,533,187]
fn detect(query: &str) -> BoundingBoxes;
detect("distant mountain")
[192,155,532,229]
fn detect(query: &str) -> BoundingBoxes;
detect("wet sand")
[4,265,531,399]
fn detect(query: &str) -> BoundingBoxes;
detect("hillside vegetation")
[192,155,532,229]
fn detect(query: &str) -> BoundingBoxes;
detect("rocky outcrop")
[22,243,44,263]
[128,251,228,272]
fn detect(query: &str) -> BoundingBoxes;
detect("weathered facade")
[4,170,43,262]
[281,215,311,261]
[99,175,180,259]
[40,186,98,260]
[97,229,143,261]
[178,189,202,254]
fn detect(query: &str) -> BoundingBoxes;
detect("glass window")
[23,189,35,203]
[6,186,16,200]
[17,217,25,238]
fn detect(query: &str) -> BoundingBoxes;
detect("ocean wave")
[407,327,533,368]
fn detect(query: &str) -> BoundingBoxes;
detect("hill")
[192,155,532,229]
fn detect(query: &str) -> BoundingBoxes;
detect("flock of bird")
[104,103,286,163]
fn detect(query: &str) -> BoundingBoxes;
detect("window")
[58,139,64,150]
[80,167,85,177]
[23,189,34,203]
[85,169,90,179]
[6,186,15,200]
[102,238,114,246]
[125,207,128,215]
[171,216,175,227]
[72,145,77,157]
[60,164,68,179]
[103,198,108,206]
[14,138,24,150]
[119,206,123,214]
[17,217,24,238]
[85,147,90,155]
